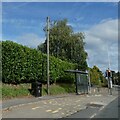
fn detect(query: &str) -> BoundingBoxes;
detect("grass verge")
[2,83,75,100]
[2,83,31,100]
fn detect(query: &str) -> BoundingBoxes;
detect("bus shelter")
[65,70,89,95]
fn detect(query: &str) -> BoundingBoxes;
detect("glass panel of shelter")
[77,73,88,94]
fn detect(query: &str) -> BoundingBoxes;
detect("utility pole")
[47,17,50,95]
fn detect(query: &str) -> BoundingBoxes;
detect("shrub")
[56,74,74,84]
[2,41,77,84]
[2,41,43,84]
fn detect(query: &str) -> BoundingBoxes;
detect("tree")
[113,71,120,85]
[90,66,106,86]
[37,19,88,71]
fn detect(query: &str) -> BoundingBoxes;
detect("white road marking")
[32,107,41,110]
[66,113,70,116]
[46,110,52,112]
[99,106,105,111]
[95,94,102,96]
[51,108,62,113]
[49,101,52,104]
[52,110,59,113]
[90,113,97,118]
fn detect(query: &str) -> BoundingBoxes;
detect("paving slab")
[2,87,119,118]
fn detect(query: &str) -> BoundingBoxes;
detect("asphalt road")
[66,97,119,119]
[94,97,119,118]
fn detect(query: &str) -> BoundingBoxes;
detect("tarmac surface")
[1,87,119,119]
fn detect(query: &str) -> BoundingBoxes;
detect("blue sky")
[2,2,118,72]
[2,2,117,38]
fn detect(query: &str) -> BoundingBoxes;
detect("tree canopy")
[37,19,88,71]
[89,65,107,86]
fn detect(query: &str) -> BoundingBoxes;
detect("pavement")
[1,87,119,118]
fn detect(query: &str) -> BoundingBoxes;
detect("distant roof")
[65,70,88,74]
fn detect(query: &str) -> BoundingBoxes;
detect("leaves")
[37,19,88,71]
[2,41,76,84]
[89,66,106,86]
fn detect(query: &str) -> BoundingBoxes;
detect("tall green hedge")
[2,41,77,84]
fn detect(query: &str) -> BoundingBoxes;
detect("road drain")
[86,103,103,108]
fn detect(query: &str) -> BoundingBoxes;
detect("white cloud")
[84,19,118,72]
[15,33,45,48]
[86,19,118,43]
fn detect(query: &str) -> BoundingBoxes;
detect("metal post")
[88,70,91,94]
[107,69,112,95]
[47,17,50,95]
[108,77,112,95]
[75,73,78,95]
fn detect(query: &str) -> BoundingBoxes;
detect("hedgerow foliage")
[2,41,76,84]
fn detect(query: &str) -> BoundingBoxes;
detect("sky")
[2,2,118,73]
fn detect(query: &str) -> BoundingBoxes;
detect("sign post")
[107,68,112,95]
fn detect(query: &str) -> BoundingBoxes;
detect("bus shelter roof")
[64,70,88,74]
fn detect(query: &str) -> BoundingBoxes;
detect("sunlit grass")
[2,83,75,100]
